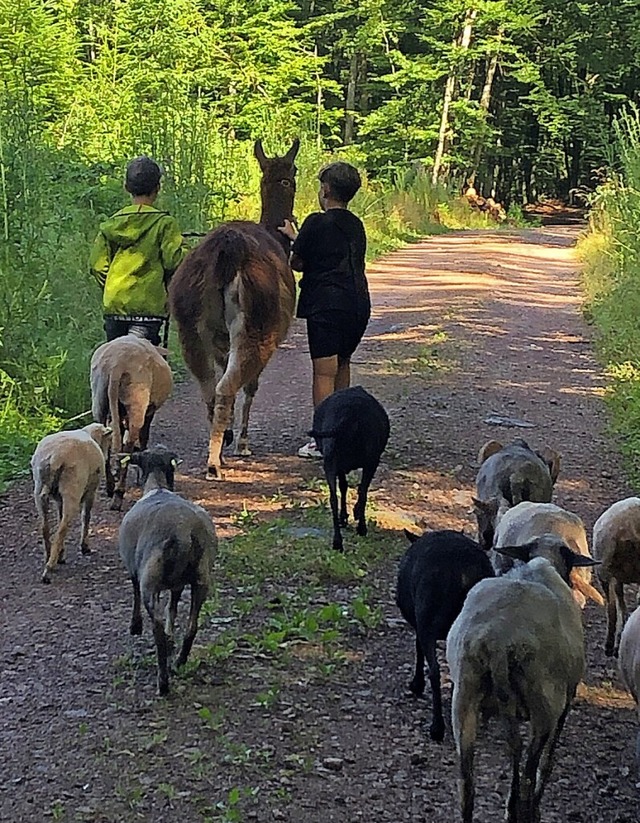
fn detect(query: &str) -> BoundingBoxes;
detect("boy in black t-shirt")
[279,161,371,458]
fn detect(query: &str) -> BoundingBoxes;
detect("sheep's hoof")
[604,644,617,658]
[110,494,124,512]
[205,466,224,482]
[130,620,143,636]
[41,570,52,584]
[356,522,368,537]
[57,556,66,565]
[236,441,251,457]
[332,540,344,553]
[223,429,234,447]
[158,680,170,697]
[80,545,91,556]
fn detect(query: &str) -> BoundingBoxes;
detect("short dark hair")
[125,156,162,196]
[319,162,361,204]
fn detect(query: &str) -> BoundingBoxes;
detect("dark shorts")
[104,316,165,346]
[306,312,369,360]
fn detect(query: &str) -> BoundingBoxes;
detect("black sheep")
[396,529,494,741]
[311,386,390,552]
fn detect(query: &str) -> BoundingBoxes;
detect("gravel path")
[1,224,638,823]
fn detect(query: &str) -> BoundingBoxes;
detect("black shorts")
[104,316,165,346]
[306,312,369,360]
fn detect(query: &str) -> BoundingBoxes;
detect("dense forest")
[0,0,639,481]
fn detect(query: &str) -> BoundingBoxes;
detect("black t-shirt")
[292,209,370,319]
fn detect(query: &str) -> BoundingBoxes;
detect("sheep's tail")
[107,370,123,452]
[36,460,64,500]
[483,642,513,707]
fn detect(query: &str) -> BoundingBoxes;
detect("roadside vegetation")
[579,106,640,483]
[1,1,639,486]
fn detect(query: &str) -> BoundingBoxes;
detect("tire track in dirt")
[1,226,638,822]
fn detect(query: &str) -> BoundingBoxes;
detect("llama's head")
[254,139,300,240]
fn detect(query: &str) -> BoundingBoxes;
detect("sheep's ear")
[569,569,605,605]
[404,528,420,543]
[569,553,600,568]
[494,543,531,562]
[537,446,561,484]
[477,440,502,465]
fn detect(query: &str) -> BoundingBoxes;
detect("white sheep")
[493,500,604,607]
[619,604,640,774]
[118,447,217,695]
[90,334,173,509]
[31,422,113,583]
[446,535,598,822]
[592,497,640,656]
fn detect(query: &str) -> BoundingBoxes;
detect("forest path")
[1,226,638,823]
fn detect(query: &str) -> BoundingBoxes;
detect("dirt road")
[1,226,638,823]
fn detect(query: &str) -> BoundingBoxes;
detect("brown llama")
[168,139,299,480]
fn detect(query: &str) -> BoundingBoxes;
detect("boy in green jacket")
[90,156,185,345]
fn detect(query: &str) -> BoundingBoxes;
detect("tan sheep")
[592,497,640,656]
[493,501,604,608]
[31,422,113,583]
[90,335,173,510]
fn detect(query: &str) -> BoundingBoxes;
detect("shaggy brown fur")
[168,139,299,480]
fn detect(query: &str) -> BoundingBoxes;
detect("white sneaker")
[298,440,322,459]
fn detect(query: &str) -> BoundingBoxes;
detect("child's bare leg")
[336,356,351,390]
[312,356,338,407]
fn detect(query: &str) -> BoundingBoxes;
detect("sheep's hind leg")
[504,717,522,823]
[409,634,425,696]
[35,491,52,568]
[424,636,444,741]
[145,591,170,695]
[237,376,260,456]
[353,464,376,537]
[326,468,344,552]
[79,488,97,555]
[42,493,79,583]
[130,577,143,635]
[176,583,208,667]
[166,589,182,653]
[338,472,348,526]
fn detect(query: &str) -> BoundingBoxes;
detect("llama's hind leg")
[237,376,260,456]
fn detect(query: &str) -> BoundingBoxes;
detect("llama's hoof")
[430,719,445,742]
[205,466,224,482]
[223,429,234,447]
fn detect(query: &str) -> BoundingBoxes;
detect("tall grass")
[0,104,500,488]
[579,104,640,481]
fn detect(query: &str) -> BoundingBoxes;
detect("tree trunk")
[467,43,500,189]
[344,52,358,145]
[432,8,478,185]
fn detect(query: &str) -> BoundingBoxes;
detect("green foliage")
[579,105,640,483]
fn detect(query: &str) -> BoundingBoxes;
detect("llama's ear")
[284,138,300,163]
[254,140,268,170]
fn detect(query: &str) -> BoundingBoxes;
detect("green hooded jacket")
[89,204,185,317]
